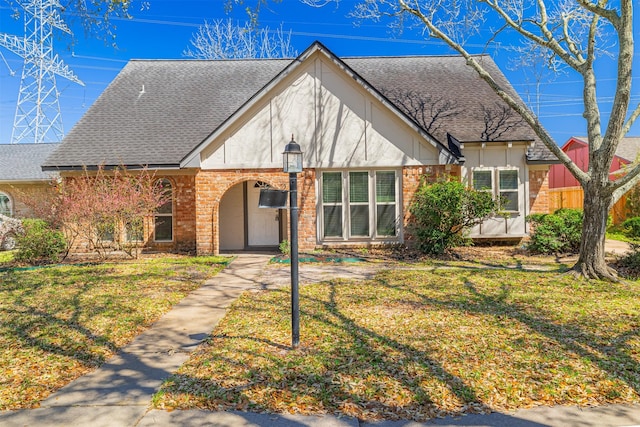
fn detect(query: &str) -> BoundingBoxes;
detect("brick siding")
[0,183,52,218]
[529,169,551,214]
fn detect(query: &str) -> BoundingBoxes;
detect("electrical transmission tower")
[0,0,84,144]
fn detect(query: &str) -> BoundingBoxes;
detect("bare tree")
[292,0,639,281]
[381,88,462,137]
[479,103,525,141]
[184,19,297,59]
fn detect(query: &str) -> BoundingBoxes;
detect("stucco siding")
[461,143,530,238]
[200,55,441,171]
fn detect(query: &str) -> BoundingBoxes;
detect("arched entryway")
[219,180,284,251]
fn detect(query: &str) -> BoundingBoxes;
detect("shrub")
[409,178,500,255]
[527,208,582,254]
[279,239,290,255]
[621,216,640,239]
[15,219,66,264]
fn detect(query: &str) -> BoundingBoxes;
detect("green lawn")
[154,265,640,421]
[0,255,229,410]
[0,250,15,264]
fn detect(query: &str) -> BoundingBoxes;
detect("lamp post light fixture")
[283,136,302,348]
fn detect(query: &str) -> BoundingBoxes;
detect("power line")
[0,0,83,144]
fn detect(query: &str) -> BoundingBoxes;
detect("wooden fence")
[549,187,628,224]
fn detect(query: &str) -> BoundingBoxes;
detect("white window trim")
[497,167,520,213]
[471,167,520,213]
[374,170,399,238]
[318,169,401,243]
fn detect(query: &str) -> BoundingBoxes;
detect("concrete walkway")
[1,252,640,426]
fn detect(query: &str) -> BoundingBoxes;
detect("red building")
[549,136,637,188]
[549,136,640,222]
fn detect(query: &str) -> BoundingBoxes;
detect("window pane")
[473,170,492,190]
[126,218,144,242]
[377,205,397,236]
[323,206,342,237]
[501,191,519,211]
[499,170,518,190]
[350,205,369,236]
[0,194,11,216]
[323,173,342,204]
[376,171,395,203]
[349,172,369,203]
[157,179,173,214]
[154,215,173,241]
[97,221,115,242]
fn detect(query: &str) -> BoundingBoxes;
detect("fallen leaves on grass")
[0,254,229,410]
[155,268,640,422]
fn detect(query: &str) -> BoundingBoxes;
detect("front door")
[247,181,280,247]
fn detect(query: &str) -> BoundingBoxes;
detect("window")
[154,179,173,242]
[499,169,519,211]
[320,170,399,240]
[349,172,369,236]
[126,218,144,242]
[322,172,343,237]
[472,168,520,212]
[472,170,493,192]
[0,192,12,217]
[376,171,397,237]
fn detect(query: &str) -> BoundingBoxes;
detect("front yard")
[153,254,640,421]
[0,254,229,410]
[2,247,640,422]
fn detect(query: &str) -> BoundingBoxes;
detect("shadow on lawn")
[158,284,547,423]
[381,271,640,401]
[1,279,119,367]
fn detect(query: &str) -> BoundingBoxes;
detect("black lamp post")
[283,136,302,348]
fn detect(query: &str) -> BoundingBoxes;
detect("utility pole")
[0,0,83,144]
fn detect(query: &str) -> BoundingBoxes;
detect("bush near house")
[409,179,500,255]
[527,208,583,254]
[14,219,66,264]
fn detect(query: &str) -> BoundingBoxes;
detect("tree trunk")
[573,182,618,281]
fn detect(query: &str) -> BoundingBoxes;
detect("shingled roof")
[0,143,59,182]
[43,42,555,170]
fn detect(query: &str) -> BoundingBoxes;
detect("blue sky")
[0,0,638,146]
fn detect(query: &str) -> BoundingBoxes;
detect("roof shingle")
[0,143,60,181]
[43,44,556,169]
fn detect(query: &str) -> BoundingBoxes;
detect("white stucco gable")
[183,44,456,170]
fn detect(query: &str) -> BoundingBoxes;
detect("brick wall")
[146,175,197,252]
[0,182,52,218]
[194,169,317,255]
[401,165,461,247]
[192,166,459,255]
[529,168,551,214]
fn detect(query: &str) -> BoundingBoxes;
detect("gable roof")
[43,41,555,170]
[181,41,455,168]
[569,136,640,163]
[0,143,60,182]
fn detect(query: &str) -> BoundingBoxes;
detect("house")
[42,41,556,255]
[0,143,59,218]
[549,136,640,222]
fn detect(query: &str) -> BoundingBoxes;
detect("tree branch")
[577,0,620,28]
[480,0,584,71]
[622,102,640,136]
[397,0,588,185]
